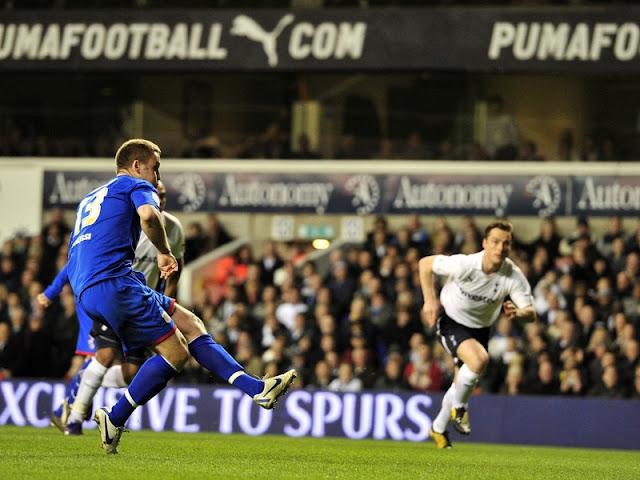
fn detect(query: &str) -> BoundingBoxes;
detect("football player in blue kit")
[66,138,295,454]
[42,181,184,436]
[38,263,95,429]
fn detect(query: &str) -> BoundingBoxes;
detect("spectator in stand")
[530,217,561,263]
[204,213,233,252]
[519,140,544,161]
[590,365,626,398]
[258,240,284,286]
[374,352,409,391]
[465,141,490,161]
[0,321,10,378]
[610,238,628,276]
[619,339,639,387]
[249,121,291,159]
[40,222,67,284]
[0,256,20,293]
[335,134,357,159]
[184,222,208,264]
[437,139,458,161]
[328,362,362,392]
[405,214,430,256]
[625,221,640,253]
[555,129,581,161]
[453,216,483,254]
[483,96,519,160]
[580,134,602,162]
[351,346,377,389]
[625,252,640,282]
[184,133,224,158]
[327,261,357,320]
[597,216,625,258]
[404,342,443,392]
[292,134,320,159]
[622,282,640,321]
[601,137,617,161]
[275,287,307,334]
[400,131,431,160]
[502,360,525,396]
[559,360,585,397]
[374,137,396,160]
[366,216,395,256]
[632,365,640,399]
[524,359,559,395]
[311,360,333,389]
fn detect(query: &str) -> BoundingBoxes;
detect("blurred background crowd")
[2,211,639,400]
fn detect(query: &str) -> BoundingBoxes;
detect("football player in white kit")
[419,221,536,448]
[133,179,185,297]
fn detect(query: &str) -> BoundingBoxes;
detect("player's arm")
[503,302,536,322]
[164,257,183,297]
[419,254,467,326]
[37,263,69,307]
[504,269,537,322]
[418,255,439,327]
[164,215,186,297]
[137,204,177,279]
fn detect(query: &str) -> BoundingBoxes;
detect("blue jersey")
[67,175,159,296]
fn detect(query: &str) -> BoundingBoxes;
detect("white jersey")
[432,251,533,329]
[133,211,185,290]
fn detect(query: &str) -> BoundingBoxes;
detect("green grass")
[1,426,638,480]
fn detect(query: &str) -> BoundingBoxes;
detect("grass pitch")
[1,426,638,480]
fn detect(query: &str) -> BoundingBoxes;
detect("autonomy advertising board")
[44,170,640,217]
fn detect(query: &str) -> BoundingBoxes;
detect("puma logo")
[230,14,295,67]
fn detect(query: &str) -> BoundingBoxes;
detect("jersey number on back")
[74,187,109,236]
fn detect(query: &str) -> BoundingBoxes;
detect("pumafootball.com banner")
[1,380,639,449]
[4,8,640,71]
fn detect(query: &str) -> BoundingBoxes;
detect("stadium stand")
[1,213,638,400]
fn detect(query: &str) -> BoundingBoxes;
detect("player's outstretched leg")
[172,303,297,405]
[189,333,297,408]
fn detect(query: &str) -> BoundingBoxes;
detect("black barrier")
[43,170,640,217]
[4,8,640,72]
[1,380,639,449]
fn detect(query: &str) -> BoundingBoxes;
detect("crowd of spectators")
[1,212,639,400]
[0,117,624,163]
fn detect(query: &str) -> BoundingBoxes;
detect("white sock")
[432,383,456,434]
[102,365,127,388]
[452,364,480,408]
[67,359,108,424]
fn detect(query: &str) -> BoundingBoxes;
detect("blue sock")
[189,334,263,397]
[109,355,177,427]
[55,357,92,417]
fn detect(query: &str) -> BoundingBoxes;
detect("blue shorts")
[75,302,96,356]
[78,272,177,352]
